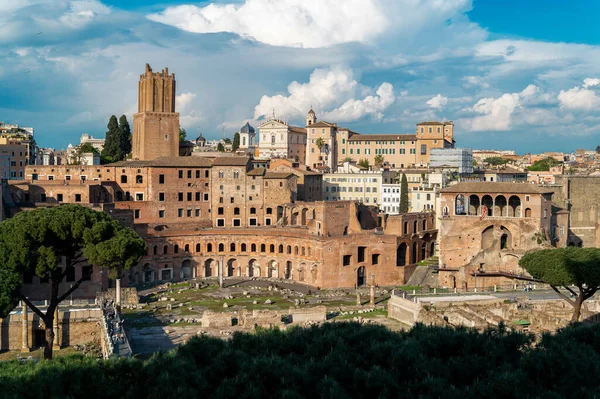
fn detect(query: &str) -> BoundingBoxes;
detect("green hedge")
[1,323,600,398]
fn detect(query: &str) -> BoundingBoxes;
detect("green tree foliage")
[484,156,508,166]
[217,142,225,152]
[596,145,600,154]
[374,154,384,165]
[179,128,187,142]
[119,115,132,156]
[342,157,354,163]
[519,247,600,321]
[101,115,123,164]
[232,132,240,151]
[315,137,325,151]
[0,205,146,359]
[77,143,99,155]
[399,173,409,213]
[528,157,562,171]
[223,138,232,144]
[357,159,369,169]
[6,323,600,397]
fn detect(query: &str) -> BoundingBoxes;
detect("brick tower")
[132,64,180,160]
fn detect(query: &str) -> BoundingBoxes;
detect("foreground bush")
[1,322,600,398]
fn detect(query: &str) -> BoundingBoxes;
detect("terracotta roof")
[309,121,337,128]
[289,126,307,134]
[247,168,266,176]
[264,172,295,179]
[211,156,250,166]
[440,182,554,194]
[110,156,212,168]
[347,133,416,141]
[416,121,453,126]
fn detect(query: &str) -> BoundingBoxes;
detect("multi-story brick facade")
[436,182,565,290]
[5,63,440,295]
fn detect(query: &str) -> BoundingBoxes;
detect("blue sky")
[2,0,600,154]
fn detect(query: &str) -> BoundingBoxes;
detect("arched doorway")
[481,195,493,216]
[481,226,494,250]
[268,260,278,278]
[311,264,318,284]
[500,226,512,250]
[495,195,507,217]
[509,196,521,217]
[421,242,427,260]
[301,208,308,225]
[227,259,236,277]
[181,259,192,279]
[248,259,260,277]
[468,195,480,216]
[396,243,407,266]
[357,266,366,287]
[143,263,153,283]
[298,263,306,282]
[411,242,417,264]
[204,259,215,277]
[430,242,435,257]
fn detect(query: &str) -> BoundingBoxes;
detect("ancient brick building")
[5,63,439,294]
[437,182,566,290]
[132,64,179,161]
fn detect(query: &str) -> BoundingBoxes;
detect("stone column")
[219,257,224,288]
[53,307,60,350]
[115,278,121,308]
[356,291,361,306]
[21,302,30,353]
[370,274,375,308]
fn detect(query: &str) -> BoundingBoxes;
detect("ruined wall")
[553,176,600,247]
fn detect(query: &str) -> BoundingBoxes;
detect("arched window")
[295,246,299,255]
[422,220,426,230]
[271,136,275,145]
[136,175,143,184]
[455,194,466,215]
[251,243,257,252]
[230,243,236,252]
[153,245,157,255]
[287,245,292,254]
[174,244,179,254]
[403,222,408,235]
[218,243,224,252]
[270,244,275,253]
[196,243,201,252]
[261,244,266,252]
[184,244,189,253]
[396,243,407,266]
[121,175,128,184]
[413,220,418,234]
[241,243,247,252]
[116,191,123,201]
[278,244,284,253]
[242,137,246,146]
[163,245,168,254]
[207,243,213,252]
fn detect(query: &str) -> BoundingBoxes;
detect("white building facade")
[258,117,306,161]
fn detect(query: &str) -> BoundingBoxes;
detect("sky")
[2,0,600,154]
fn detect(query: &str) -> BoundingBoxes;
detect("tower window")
[164,135,169,141]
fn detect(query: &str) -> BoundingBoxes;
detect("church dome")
[195,133,206,144]
[240,122,255,134]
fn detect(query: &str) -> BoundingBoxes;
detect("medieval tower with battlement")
[132,64,180,160]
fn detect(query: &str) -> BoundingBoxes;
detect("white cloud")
[558,82,600,111]
[253,66,394,122]
[462,85,543,131]
[324,83,395,122]
[583,78,600,88]
[59,0,110,29]
[426,94,448,109]
[148,0,387,48]
[176,92,197,111]
[148,0,473,49]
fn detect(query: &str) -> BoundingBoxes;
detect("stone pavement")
[128,326,198,354]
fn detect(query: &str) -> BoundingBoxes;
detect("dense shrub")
[1,323,600,398]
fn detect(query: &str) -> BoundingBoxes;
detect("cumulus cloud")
[558,79,600,111]
[462,85,544,131]
[148,0,387,48]
[426,94,448,109]
[175,92,203,128]
[253,66,394,122]
[148,0,473,49]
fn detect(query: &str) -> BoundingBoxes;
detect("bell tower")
[132,64,180,160]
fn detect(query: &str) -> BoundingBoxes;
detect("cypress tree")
[101,115,123,163]
[232,132,240,151]
[399,173,409,213]
[119,115,132,157]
